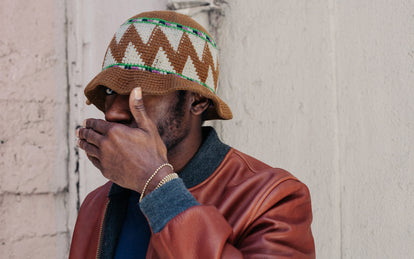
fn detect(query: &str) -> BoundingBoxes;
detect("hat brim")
[84,67,233,120]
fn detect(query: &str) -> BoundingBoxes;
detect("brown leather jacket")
[69,128,315,258]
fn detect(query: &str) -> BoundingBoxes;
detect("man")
[70,10,315,259]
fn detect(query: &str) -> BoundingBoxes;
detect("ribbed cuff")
[139,178,199,233]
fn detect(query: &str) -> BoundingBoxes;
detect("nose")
[104,94,132,124]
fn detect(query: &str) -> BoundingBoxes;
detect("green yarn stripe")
[103,63,216,94]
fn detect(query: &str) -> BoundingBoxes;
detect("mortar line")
[328,0,342,257]
[63,0,72,250]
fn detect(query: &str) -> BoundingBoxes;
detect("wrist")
[139,163,174,202]
[145,166,174,195]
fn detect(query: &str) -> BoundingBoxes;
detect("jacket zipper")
[96,199,110,259]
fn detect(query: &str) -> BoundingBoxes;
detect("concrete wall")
[216,1,414,258]
[1,0,413,258]
[335,2,414,257]
[66,0,169,240]
[0,0,68,258]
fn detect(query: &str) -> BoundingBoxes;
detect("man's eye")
[105,88,115,95]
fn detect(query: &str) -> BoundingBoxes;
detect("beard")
[156,91,190,151]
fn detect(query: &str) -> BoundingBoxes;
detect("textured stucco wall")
[216,1,414,258]
[335,1,414,257]
[216,1,339,257]
[0,0,68,258]
[66,0,169,240]
[1,0,413,258]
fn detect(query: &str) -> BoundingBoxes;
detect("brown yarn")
[84,10,232,120]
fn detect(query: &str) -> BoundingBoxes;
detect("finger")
[129,87,152,130]
[86,154,102,171]
[84,118,112,135]
[77,127,103,147]
[78,139,100,158]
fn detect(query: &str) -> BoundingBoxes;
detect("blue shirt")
[114,192,151,259]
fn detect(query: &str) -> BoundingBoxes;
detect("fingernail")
[83,120,87,127]
[75,128,79,138]
[133,87,142,100]
[77,139,81,147]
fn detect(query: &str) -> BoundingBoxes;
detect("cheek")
[143,100,174,122]
[142,104,161,124]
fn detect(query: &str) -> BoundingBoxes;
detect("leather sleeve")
[69,182,112,259]
[146,178,315,259]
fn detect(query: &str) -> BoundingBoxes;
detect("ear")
[190,93,210,116]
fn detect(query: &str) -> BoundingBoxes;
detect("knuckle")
[106,126,115,138]
[107,124,121,137]
[84,129,90,140]
[78,128,84,139]
[133,103,145,111]
[86,119,97,130]
[95,136,103,146]
[133,99,146,111]
[84,142,91,153]
[96,148,102,157]
[100,138,110,150]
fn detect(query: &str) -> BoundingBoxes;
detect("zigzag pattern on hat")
[102,18,219,93]
[124,17,217,47]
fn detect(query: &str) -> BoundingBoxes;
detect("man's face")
[103,87,191,151]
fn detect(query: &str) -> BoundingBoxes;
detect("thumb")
[129,87,151,129]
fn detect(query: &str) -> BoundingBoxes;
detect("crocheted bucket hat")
[84,10,232,120]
